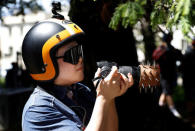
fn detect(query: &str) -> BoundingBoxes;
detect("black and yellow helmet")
[22,19,85,82]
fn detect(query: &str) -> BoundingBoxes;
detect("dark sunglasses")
[55,45,84,65]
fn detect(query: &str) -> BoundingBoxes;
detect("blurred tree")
[0,0,43,22]
[69,0,139,86]
[110,0,195,62]
[69,0,139,64]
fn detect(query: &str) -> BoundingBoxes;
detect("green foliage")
[110,0,195,40]
[166,0,194,40]
[109,1,146,30]
[0,77,5,88]
[150,0,172,30]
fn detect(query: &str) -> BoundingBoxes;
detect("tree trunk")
[141,19,156,63]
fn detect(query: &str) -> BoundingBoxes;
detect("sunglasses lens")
[63,45,83,64]
[62,51,72,63]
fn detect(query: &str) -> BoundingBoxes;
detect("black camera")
[93,61,140,87]
[93,60,160,92]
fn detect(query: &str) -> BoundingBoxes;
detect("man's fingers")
[120,73,128,85]
[105,66,118,80]
[127,73,134,87]
[95,68,101,78]
[93,68,102,88]
[119,74,129,94]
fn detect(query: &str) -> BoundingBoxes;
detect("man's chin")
[78,75,84,82]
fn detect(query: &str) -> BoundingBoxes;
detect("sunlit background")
[0,0,194,130]
[0,0,194,78]
[0,0,70,77]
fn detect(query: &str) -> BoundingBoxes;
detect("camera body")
[96,61,118,78]
[96,61,140,85]
[95,61,160,92]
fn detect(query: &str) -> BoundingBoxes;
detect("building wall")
[0,12,48,77]
[0,10,71,77]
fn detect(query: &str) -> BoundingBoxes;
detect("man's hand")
[119,73,134,96]
[94,66,133,100]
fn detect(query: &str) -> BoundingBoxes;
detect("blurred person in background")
[152,33,183,118]
[5,62,21,88]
